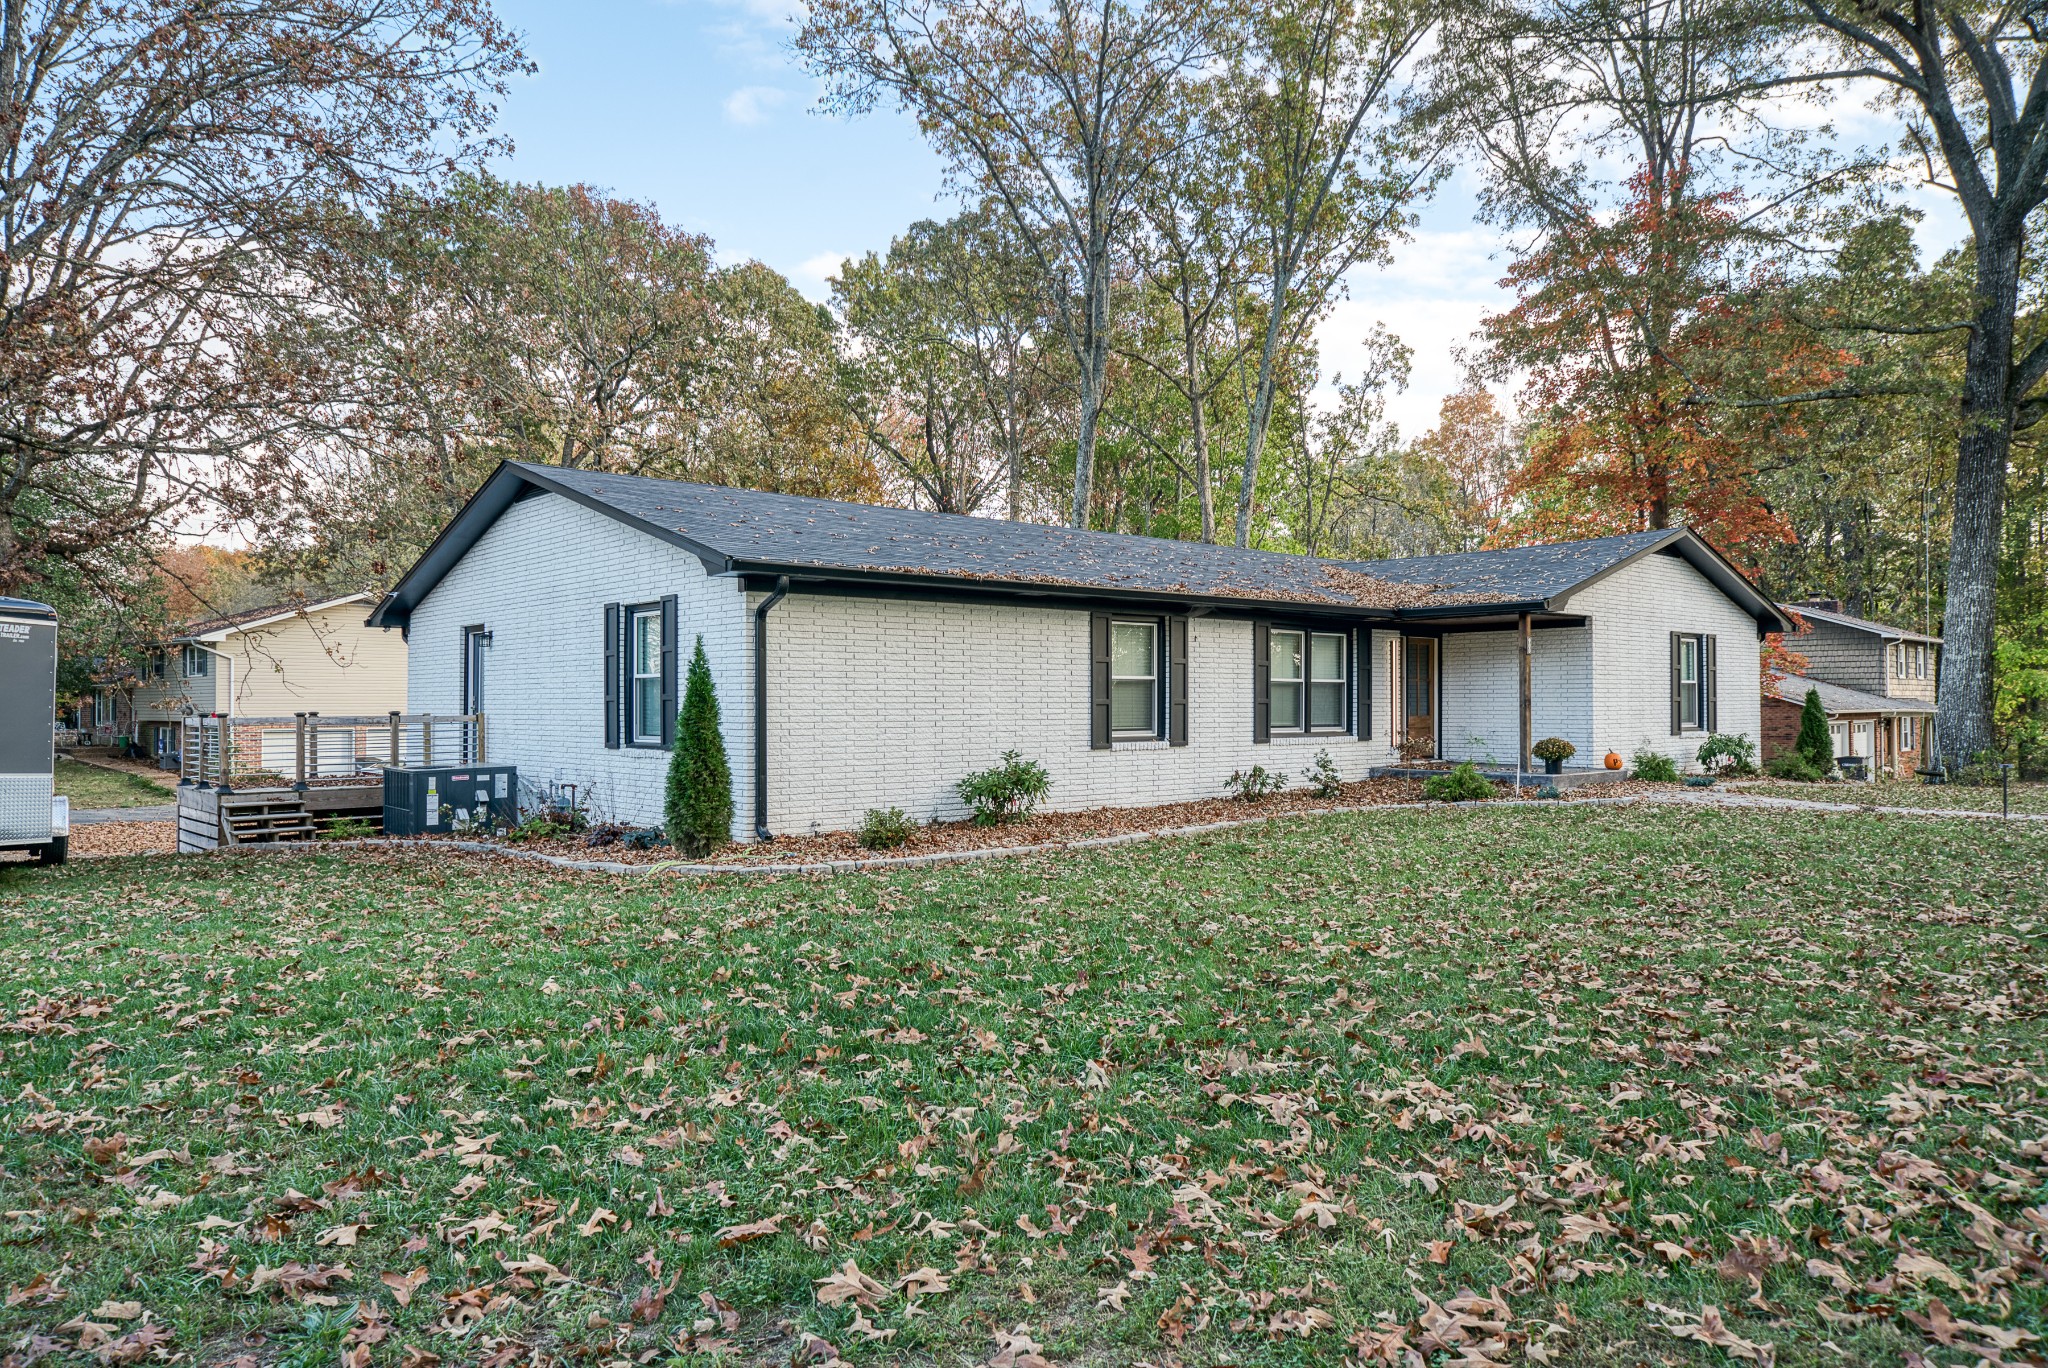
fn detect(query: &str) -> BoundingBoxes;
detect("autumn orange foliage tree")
[1484,166,1847,569]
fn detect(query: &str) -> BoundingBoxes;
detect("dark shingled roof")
[368,461,1793,632]
[1347,531,1682,602]
[1793,602,1942,644]
[1769,672,1932,716]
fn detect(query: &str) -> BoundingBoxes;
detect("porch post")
[1518,612,1533,773]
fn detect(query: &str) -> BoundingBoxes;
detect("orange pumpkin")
[1604,751,1623,770]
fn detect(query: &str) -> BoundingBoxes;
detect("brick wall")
[756,595,1397,836]
[1565,550,1765,771]
[1761,694,1803,760]
[1439,627,1593,765]
[407,494,753,835]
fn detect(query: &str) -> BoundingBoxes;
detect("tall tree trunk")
[1069,261,1111,529]
[1236,265,1293,547]
[1937,234,2019,766]
[1185,328,1215,543]
[1005,379,1024,522]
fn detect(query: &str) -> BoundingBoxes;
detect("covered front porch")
[1367,609,1598,774]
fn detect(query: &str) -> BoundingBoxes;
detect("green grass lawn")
[2,804,2043,1368]
[1733,776,2048,815]
[51,756,175,809]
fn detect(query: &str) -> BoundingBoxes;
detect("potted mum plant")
[1531,736,1576,776]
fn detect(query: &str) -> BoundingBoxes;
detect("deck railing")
[180,712,486,789]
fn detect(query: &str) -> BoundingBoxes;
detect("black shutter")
[1089,612,1111,749]
[1669,632,1682,735]
[1355,628,1366,737]
[659,595,679,749]
[1252,622,1271,743]
[603,603,621,749]
[1351,626,1368,737]
[1169,616,1190,746]
[1705,634,1718,733]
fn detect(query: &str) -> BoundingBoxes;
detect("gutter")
[752,575,790,842]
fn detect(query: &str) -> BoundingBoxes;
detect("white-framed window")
[628,606,663,745]
[1269,628,1347,733]
[1308,631,1347,729]
[1109,619,1162,737]
[1678,635,1703,728]
[1892,643,1903,678]
[1900,716,1916,750]
[1270,629,1304,730]
[182,645,209,677]
[1917,644,1929,679]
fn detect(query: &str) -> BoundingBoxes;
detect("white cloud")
[789,251,850,299]
[722,85,790,127]
[1316,223,1520,438]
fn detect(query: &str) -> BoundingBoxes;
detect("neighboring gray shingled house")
[1762,601,1941,777]
[368,461,1793,838]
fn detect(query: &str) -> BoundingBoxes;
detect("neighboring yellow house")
[105,594,407,761]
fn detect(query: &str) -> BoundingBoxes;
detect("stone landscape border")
[193,787,2047,880]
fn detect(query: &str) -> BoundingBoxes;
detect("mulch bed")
[10,777,1675,868]
[410,774,1676,868]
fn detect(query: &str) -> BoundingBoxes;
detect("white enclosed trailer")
[0,596,68,864]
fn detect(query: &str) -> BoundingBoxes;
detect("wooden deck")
[176,782,384,853]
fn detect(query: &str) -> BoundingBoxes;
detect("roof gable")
[368,462,1791,634]
[181,594,372,642]
[1792,603,1941,644]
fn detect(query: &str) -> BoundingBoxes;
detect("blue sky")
[482,0,1956,441]
[482,0,1515,437]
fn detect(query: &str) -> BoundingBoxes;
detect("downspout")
[752,576,790,841]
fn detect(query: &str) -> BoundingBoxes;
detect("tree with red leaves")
[1482,164,1847,568]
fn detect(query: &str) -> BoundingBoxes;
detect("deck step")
[219,793,315,845]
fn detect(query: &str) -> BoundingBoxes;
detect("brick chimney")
[1800,598,1844,613]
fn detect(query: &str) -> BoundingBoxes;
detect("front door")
[1404,637,1437,759]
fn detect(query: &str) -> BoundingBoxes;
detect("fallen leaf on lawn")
[894,1267,950,1297]
[573,1206,617,1238]
[381,1268,429,1307]
[1895,1251,1967,1290]
[316,1223,369,1247]
[90,1302,141,1322]
[499,1255,567,1284]
[1804,1258,1855,1292]
[295,1105,345,1130]
[815,1259,888,1309]
[987,1325,1051,1368]
[1656,1303,1773,1364]
[713,1214,784,1248]
[847,1308,895,1343]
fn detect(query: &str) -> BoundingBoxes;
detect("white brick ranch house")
[366,461,1794,840]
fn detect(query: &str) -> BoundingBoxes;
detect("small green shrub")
[1795,688,1834,772]
[666,637,734,858]
[320,816,375,841]
[1535,784,1563,800]
[1422,762,1495,802]
[1630,748,1679,783]
[956,750,1051,825]
[1763,752,1821,782]
[504,814,573,844]
[1531,736,1576,764]
[1696,732,1758,776]
[1301,749,1344,799]
[1225,765,1287,801]
[1952,750,2008,786]
[1683,774,1717,788]
[857,806,915,850]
